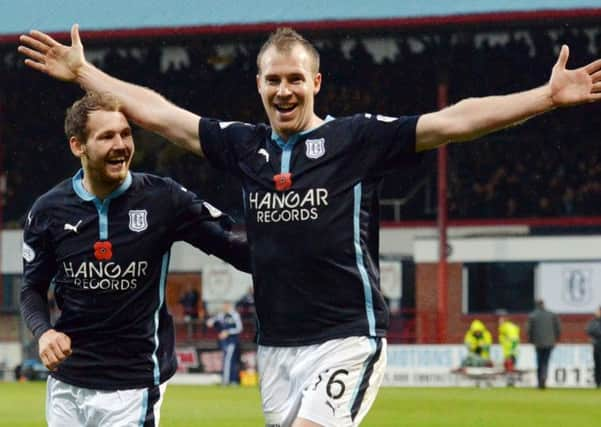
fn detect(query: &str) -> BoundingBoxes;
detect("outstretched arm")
[18,24,204,156]
[416,45,601,151]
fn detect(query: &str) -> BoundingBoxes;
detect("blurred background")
[1,0,601,387]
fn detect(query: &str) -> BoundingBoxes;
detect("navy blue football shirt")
[21,170,249,390]
[199,113,420,346]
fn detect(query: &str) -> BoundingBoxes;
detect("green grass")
[0,382,598,426]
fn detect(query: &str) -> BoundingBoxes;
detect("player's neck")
[277,114,324,141]
[307,114,324,132]
[82,175,123,201]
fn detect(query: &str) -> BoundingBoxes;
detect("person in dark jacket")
[585,306,601,388]
[207,302,243,385]
[527,300,561,389]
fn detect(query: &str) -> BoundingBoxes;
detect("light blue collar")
[72,169,132,202]
[270,115,335,149]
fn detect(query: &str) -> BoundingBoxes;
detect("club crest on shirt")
[305,138,325,159]
[128,210,148,232]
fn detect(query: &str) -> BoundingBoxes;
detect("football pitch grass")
[0,382,598,426]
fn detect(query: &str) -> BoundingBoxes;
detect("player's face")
[72,110,134,192]
[257,44,321,140]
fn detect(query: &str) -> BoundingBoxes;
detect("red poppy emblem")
[273,173,292,192]
[94,241,113,261]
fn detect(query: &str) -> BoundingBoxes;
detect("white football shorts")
[46,376,167,427]
[258,336,387,427]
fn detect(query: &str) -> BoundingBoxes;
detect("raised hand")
[549,45,601,107]
[18,24,85,82]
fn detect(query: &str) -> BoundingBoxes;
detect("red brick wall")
[415,262,592,344]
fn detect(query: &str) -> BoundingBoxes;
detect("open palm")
[18,24,85,82]
[550,45,601,107]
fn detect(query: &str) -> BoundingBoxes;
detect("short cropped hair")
[64,92,121,142]
[256,27,320,74]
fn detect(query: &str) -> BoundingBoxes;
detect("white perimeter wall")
[6,225,601,273]
[384,343,595,388]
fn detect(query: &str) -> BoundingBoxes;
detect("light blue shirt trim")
[270,117,335,174]
[152,252,170,385]
[270,116,335,145]
[281,141,295,174]
[353,183,375,336]
[96,201,110,240]
[71,169,132,240]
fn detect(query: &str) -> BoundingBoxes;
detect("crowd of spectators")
[1,23,600,227]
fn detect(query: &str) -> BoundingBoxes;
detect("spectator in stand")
[179,283,201,337]
[527,300,561,389]
[560,186,576,216]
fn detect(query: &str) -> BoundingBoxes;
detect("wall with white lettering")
[384,344,595,387]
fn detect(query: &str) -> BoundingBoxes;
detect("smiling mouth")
[106,157,126,166]
[275,104,296,113]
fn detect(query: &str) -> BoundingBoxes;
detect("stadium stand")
[1,22,601,228]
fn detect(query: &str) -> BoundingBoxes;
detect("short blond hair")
[256,27,320,74]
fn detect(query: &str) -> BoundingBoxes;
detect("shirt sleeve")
[21,204,57,339]
[198,117,258,174]
[351,113,422,177]
[167,178,251,273]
